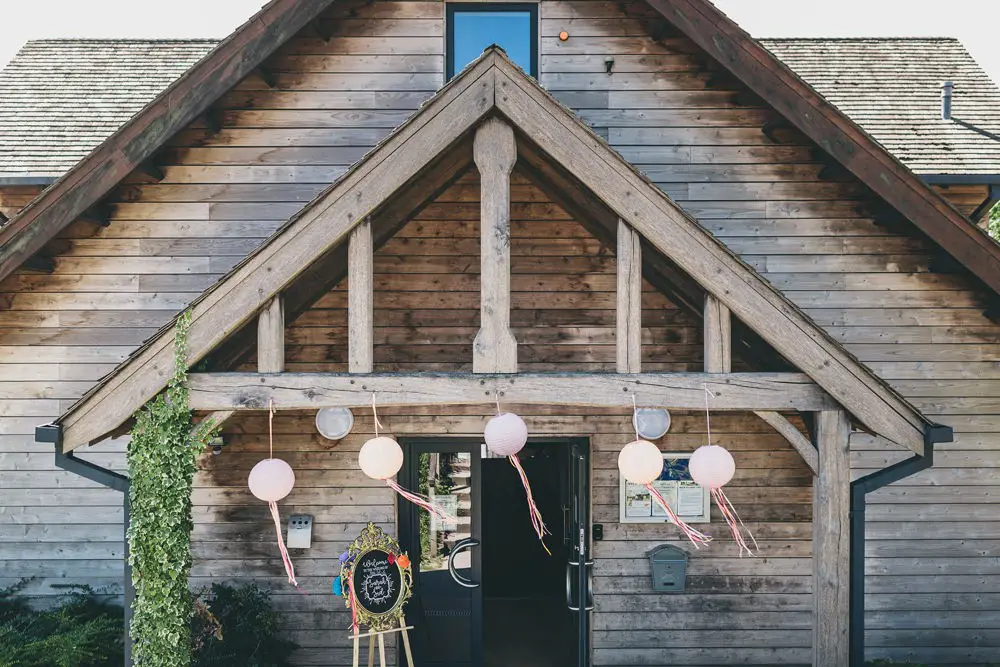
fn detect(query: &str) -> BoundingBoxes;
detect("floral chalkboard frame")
[338,522,414,632]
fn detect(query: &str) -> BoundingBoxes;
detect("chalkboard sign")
[353,549,403,616]
[338,523,413,632]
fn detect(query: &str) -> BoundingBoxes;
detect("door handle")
[585,561,595,612]
[566,560,594,612]
[448,538,480,588]
[566,562,579,611]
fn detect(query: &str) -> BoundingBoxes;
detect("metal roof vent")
[941,81,954,120]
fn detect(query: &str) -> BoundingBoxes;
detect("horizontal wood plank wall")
[537,1,1000,662]
[0,0,444,608]
[194,407,812,667]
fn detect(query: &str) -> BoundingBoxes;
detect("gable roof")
[52,49,936,456]
[645,0,1000,294]
[0,40,216,179]
[5,36,1000,182]
[761,37,1000,177]
[0,0,336,280]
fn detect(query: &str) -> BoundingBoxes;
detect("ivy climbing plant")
[127,311,218,666]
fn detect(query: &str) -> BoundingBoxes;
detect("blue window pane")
[451,10,534,77]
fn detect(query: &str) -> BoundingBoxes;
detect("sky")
[0,0,998,82]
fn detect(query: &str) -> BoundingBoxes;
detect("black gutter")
[920,174,1000,186]
[849,423,953,667]
[0,176,59,187]
[36,423,133,666]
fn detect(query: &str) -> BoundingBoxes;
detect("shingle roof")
[1,37,999,179]
[0,39,216,177]
[761,37,1000,176]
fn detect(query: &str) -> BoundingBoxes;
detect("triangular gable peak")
[49,50,942,456]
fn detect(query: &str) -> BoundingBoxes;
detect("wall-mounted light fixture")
[604,56,615,74]
[633,408,672,440]
[315,407,354,441]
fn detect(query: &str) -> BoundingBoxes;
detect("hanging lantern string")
[495,389,550,555]
[268,399,275,459]
[702,383,758,557]
[494,389,502,417]
[371,393,385,436]
[631,394,640,440]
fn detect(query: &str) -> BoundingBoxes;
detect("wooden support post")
[349,218,374,373]
[257,296,284,373]
[473,117,518,373]
[616,219,642,373]
[703,294,731,373]
[813,408,851,666]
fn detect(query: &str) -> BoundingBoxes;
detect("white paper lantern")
[689,444,735,489]
[315,407,354,441]
[617,439,664,485]
[484,412,528,457]
[359,436,404,480]
[248,458,296,502]
[633,408,672,440]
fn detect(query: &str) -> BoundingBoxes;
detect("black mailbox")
[648,544,688,593]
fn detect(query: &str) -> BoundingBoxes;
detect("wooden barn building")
[2,1,1000,665]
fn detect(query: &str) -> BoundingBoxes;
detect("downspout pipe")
[36,424,133,666]
[849,423,953,667]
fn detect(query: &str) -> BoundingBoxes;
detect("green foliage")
[127,312,217,666]
[190,583,296,667]
[990,201,1000,241]
[0,581,123,667]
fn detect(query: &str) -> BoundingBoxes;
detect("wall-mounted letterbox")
[648,544,688,593]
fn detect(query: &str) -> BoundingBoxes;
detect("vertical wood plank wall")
[0,1,997,664]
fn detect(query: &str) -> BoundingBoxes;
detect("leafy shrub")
[191,583,296,667]
[0,581,123,667]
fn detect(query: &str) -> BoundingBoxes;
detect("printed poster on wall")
[620,452,710,523]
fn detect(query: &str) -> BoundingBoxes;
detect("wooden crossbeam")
[186,372,836,411]
[616,219,642,373]
[348,218,374,373]
[472,117,518,373]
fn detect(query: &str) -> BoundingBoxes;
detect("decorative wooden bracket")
[616,219,642,373]
[257,296,285,373]
[136,162,165,182]
[703,294,731,373]
[256,66,278,89]
[473,117,518,373]
[348,217,374,373]
[753,410,818,473]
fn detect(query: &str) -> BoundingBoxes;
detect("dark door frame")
[398,436,592,667]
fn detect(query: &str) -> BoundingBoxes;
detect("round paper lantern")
[359,436,404,480]
[248,458,295,502]
[316,407,354,441]
[633,408,672,440]
[689,445,736,489]
[484,412,528,457]
[617,439,664,485]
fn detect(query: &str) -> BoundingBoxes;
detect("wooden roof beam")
[187,372,837,412]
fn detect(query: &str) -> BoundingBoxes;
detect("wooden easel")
[351,617,414,667]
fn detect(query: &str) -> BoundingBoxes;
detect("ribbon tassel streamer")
[645,483,712,547]
[509,454,552,555]
[268,500,298,586]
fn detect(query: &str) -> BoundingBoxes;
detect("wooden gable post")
[349,217,374,373]
[257,296,284,373]
[473,117,518,373]
[616,219,642,373]
[813,408,851,666]
[703,294,731,373]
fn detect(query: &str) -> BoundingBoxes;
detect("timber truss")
[40,48,955,667]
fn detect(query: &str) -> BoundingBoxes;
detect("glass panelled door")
[399,440,482,667]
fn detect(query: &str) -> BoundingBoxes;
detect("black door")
[400,439,590,667]
[399,440,483,667]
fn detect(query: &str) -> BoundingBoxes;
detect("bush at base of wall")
[0,581,123,667]
[191,583,297,667]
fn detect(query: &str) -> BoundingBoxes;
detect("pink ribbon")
[646,483,712,548]
[510,454,551,555]
[712,487,759,557]
[268,500,302,589]
[386,479,457,524]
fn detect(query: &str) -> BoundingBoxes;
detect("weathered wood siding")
[0,1,998,664]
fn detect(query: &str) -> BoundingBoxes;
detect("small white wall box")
[287,514,313,549]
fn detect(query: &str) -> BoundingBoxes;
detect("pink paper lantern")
[617,439,663,485]
[484,412,528,457]
[248,458,295,502]
[359,436,404,480]
[689,445,735,489]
